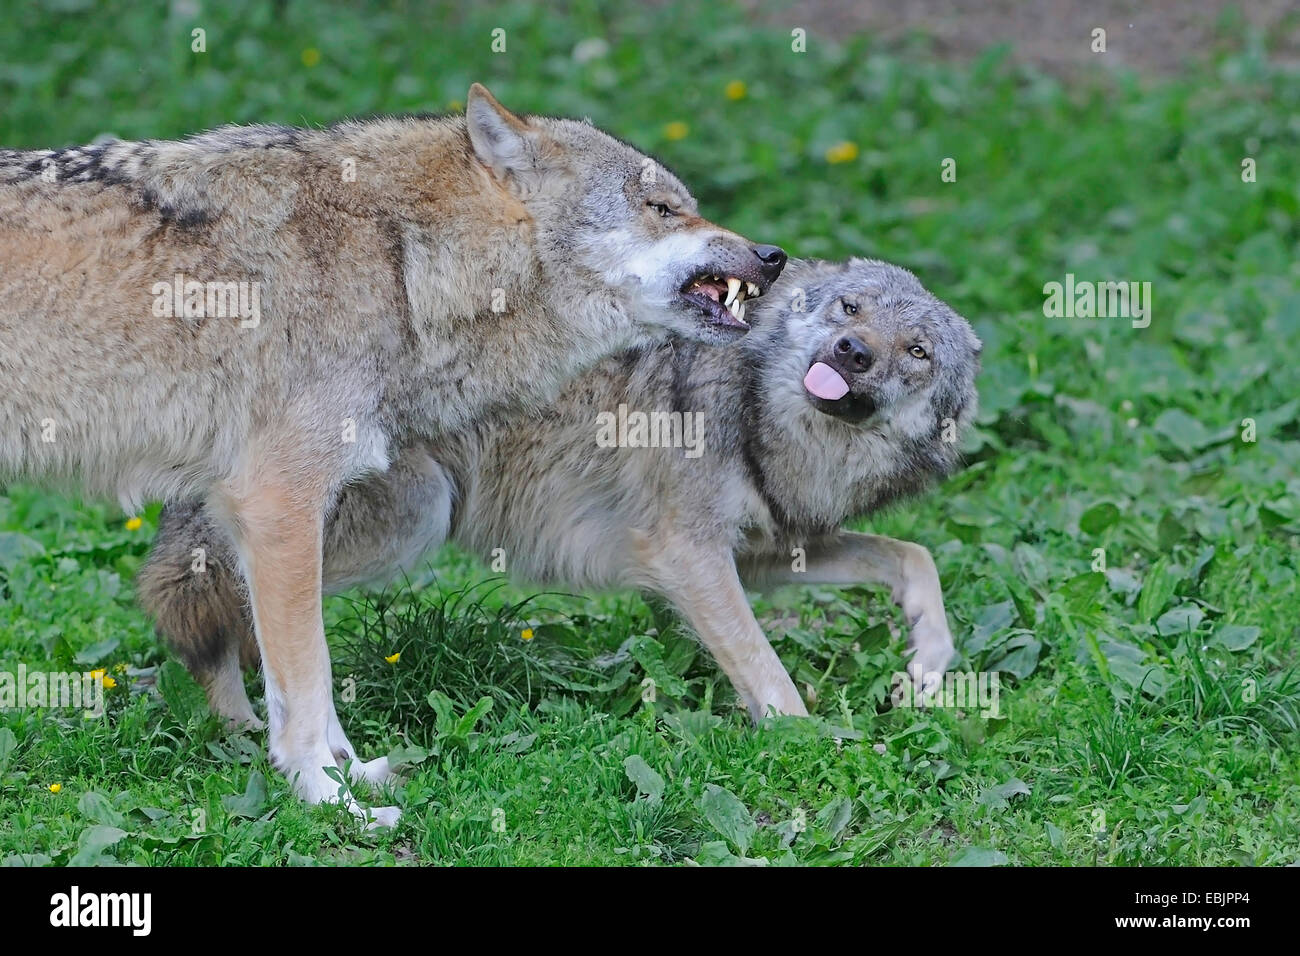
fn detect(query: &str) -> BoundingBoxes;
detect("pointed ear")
[466,83,537,182]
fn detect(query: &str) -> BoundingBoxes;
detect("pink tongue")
[803,362,849,400]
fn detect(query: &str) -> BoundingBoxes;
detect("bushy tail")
[135,501,259,680]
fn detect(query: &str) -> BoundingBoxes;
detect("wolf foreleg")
[640,536,807,721]
[738,531,956,696]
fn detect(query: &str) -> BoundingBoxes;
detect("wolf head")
[742,258,982,525]
[465,85,785,344]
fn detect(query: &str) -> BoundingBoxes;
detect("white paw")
[362,805,402,830]
[277,750,351,805]
[750,680,809,722]
[345,755,396,785]
[905,613,955,701]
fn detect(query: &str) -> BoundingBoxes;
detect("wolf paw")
[225,713,266,733]
[361,805,402,830]
[905,613,955,700]
[345,755,397,785]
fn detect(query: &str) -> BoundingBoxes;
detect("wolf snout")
[832,334,873,372]
[751,244,787,282]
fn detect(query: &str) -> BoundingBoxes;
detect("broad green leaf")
[978,777,1031,809]
[1156,604,1204,636]
[1215,625,1260,651]
[221,771,268,819]
[73,637,120,666]
[950,846,1008,867]
[0,532,45,570]
[1079,501,1121,535]
[701,784,755,855]
[692,841,767,867]
[70,825,128,866]
[1137,558,1180,624]
[78,791,125,828]
[814,796,852,842]
[453,696,494,738]
[623,755,665,800]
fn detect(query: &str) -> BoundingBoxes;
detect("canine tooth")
[747,281,760,298]
[725,277,741,307]
[737,300,746,322]
[726,298,741,320]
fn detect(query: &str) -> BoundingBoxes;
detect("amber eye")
[842,300,858,315]
[909,345,929,360]
[647,201,676,217]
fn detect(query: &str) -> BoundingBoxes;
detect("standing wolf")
[142,258,981,732]
[0,84,786,820]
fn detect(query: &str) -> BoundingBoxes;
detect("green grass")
[1,0,1299,865]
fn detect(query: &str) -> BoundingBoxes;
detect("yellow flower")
[102,676,117,689]
[301,47,321,68]
[385,652,400,664]
[520,628,534,642]
[49,783,62,793]
[89,669,106,681]
[664,121,688,141]
[725,80,747,101]
[125,516,142,531]
[825,141,859,164]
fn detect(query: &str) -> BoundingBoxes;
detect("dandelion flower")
[725,80,747,101]
[664,121,688,141]
[125,516,142,531]
[521,628,534,642]
[385,652,400,664]
[49,783,62,793]
[825,141,859,164]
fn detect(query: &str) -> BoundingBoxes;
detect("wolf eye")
[647,201,676,217]
[842,300,858,315]
[909,345,929,360]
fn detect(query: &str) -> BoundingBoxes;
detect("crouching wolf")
[0,85,787,821]
[140,258,981,739]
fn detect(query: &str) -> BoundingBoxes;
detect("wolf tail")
[136,502,262,723]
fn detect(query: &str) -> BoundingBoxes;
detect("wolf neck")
[735,356,834,537]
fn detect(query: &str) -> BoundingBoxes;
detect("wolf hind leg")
[321,443,454,592]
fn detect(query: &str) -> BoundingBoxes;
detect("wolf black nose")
[752,244,787,280]
[834,335,873,370]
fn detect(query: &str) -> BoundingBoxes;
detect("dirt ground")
[741,0,1300,75]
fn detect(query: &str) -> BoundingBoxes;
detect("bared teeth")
[747,281,760,298]
[725,277,741,307]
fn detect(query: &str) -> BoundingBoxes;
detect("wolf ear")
[466,83,538,184]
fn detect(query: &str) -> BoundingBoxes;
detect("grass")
[1,0,1299,865]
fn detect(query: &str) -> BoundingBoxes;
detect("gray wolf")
[0,84,786,821]
[140,257,980,751]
